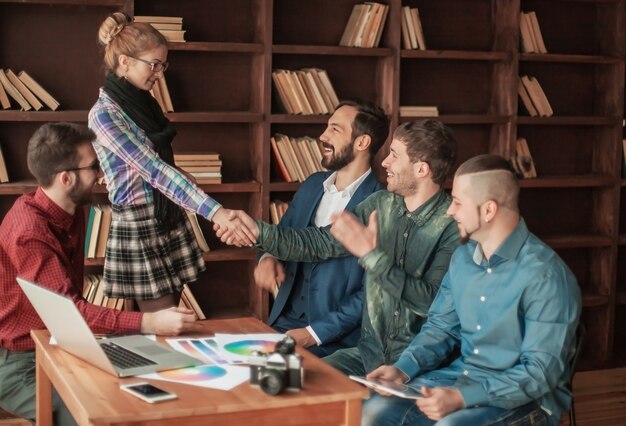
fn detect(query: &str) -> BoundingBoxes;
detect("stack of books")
[84,204,112,259]
[174,151,222,184]
[272,68,340,115]
[517,75,553,117]
[83,274,126,310]
[519,11,547,53]
[0,69,60,111]
[269,200,289,225]
[399,106,439,117]
[150,76,174,113]
[401,6,426,50]
[134,16,186,43]
[510,137,537,178]
[270,134,325,183]
[339,2,389,48]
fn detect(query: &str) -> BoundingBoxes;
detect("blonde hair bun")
[98,12,131,47]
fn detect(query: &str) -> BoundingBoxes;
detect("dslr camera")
[249,336,304,395]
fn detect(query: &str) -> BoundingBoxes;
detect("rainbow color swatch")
[223,340,276,356]
[157,365,226,382]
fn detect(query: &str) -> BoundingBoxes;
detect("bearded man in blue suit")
[256,100,389,357]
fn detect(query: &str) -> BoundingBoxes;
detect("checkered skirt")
[103,203,206,300]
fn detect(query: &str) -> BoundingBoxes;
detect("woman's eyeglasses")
[130,56,169,73]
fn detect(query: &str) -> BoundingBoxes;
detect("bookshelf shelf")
[1,0,625,368]
[518,175,617,188]
[202,248,257,262]
[400,50,511,62]
[169,42,264,54]
[519,53,621,65]
[541,234,614,249]
[583,294,610,308]
[0,0,125,5]
[0,111,88,122]
[272,45,393,57]
[269,182,300,192]
[166,112,263,123]
[399,115,511,125]
[517,116,621,126]
[85,248,257,266]
[196,182,261,193]
[270,114,331,124]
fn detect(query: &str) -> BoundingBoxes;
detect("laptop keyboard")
[100,342,157,369]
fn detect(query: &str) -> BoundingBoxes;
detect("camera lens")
[260,369,287,395]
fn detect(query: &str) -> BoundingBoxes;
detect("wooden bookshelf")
[1,0,625,369]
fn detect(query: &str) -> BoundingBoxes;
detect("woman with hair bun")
[89,12,256,312]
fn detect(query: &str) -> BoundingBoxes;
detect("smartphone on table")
[120,382,178,403]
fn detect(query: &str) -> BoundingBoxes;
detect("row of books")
[401,6,427,50]
[271,134,325,183]
[519,11,547,54]
[134,16,186,43]
[0,69,60,111]
[517,75,553,117]
[269,200,289,225]
[150,76,174,113]
[174,151,222,185]
[272,68,340,115]
[85,205,112,259]
[85,205,210,259]
[339,2,389,48]
[83,275,206,318]
[511,137,537,179]
[399,105,439,117]
[83,274,127,311]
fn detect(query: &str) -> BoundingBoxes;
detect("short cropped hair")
[393,120,457,185]
[455,154,519,211]
[336,100,390,157]
[27,122,95,187]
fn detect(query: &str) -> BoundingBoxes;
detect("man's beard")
[321,139,356,171]
[68,180,93,206]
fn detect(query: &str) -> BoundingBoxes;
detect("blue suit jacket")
[267,171,384,353]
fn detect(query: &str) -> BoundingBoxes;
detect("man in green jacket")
[218,119,459,375]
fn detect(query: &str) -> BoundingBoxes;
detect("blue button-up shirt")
[395,219,581,423]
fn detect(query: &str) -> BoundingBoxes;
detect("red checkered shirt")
[0,188,142,351]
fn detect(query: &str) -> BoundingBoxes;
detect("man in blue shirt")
[361,154,581,426]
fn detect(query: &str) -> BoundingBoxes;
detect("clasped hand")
[212,208,259,247]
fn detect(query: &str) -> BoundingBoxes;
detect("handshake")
[212,207,259,247]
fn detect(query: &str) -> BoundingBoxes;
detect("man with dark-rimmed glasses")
[0,122,199,425]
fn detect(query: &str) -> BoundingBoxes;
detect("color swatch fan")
[213,333,286,363]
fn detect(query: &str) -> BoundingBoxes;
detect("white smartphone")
[120,382,178,403]
[349,375,424,400]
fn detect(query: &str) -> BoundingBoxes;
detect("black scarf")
[103,73,183,232]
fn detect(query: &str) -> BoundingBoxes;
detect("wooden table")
[32,317,368,425]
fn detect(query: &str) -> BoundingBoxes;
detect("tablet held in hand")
[349,375,424,400]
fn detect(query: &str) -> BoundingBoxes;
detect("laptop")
[17,277,201,377]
